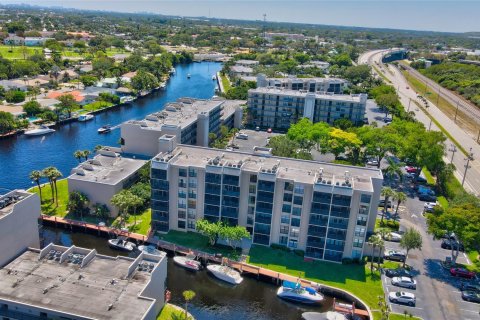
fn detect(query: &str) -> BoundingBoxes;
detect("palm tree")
[369,235,384,271]
[50,65,61,82]
[182,290,196,320]
[393,191,407,219]
[384,157,404,182]
[42,167,55,202]
[130,194,143,228]
[111,190,131,227]
[29,170,43,201]
[74,150,84,163]
[380,186,395,223]
[49,168,62,206]
[82,150,91,161]
[94,145,103,152]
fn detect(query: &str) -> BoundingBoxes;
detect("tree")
[56,94,78,118]
[219,225,251,249]
[129,193,143,228]
[182,290,196,320]
[73,150,84,163]
[368,234,383,273]
[195,219,223,246]
[67,191,89,219]
[82,150,91,161]
[380,187,395,222]
[400,228,423,267]
[23,100,42,116]
[29,170,43,201]
[131,70,159,93]
[42,166,62,204]
[50,65,61,82]
[393,191,407,219]
[93,203,110,220]
[384,157,404,182]
[79,75,98,87]
[5,90,26,103]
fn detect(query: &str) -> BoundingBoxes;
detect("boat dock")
[40,214,371,319]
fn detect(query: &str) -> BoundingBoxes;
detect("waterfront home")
[97,77,119,89]
[0,79,27,91]
[121,98,244,157]
[121,71,137,83]
[24,37,51,46]
[68,148,147,217]
[235,60,260,67]
[79,64,93,74]
[0,190,40,267]
[0,243,167,320]
[36,98,61,110]
[0,105,25,119]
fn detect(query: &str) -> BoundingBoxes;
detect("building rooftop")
[235,60,259,66]
[69,149,146,185]
[125,98,243,131]
[0,190,32,218]
[153,145,382,192]
[231,65,254,73]
[249,87,366,102]
[0,244,166,320]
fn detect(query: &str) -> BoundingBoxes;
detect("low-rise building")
[24,37,50,46]
[68,149,147,217]
[0,243,167,320]
[0,190,40,267]
[256,74,348,94]
[121,98,244,157]
[247,87,367,129]
[150,140,382,263]
[235,60,259,67]
[3,35,24,46]
[229,65,254,78]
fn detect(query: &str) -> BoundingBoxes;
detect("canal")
[41,226,334,320]
[0,62,222,191]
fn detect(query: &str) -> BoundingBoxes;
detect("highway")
[359,50,480,196]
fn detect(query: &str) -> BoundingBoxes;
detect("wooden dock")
[40,214,371,319]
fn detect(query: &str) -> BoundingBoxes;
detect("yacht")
[187,74,191,79]
[78,114,94,122]
[24,125,55,136]
[277,281,324,304]
[173,254,201,271]
[138,244,163,256]
[108,237,135,252]
[302,311,348,320]
[207,264,243,285]
[121,96,135,104]
[97,125,111,134]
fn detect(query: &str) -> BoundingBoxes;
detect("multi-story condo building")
[247,87,367,130]
[0,243,167,320]
[256,74,348,94]
[121,98,244,157]
[0,190,40,267]
[150,136,382,263]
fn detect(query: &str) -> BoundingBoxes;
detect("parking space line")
[460,308,480,314]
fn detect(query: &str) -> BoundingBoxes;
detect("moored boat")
[173,254,201,271]
[24,125,55,136]
[277,280,324,304]
[108,237,135,252]
[138,245,163,256]
[97,125,111,134]
[207,264,243,285]
[212,75,217,80]
[187,74,191,79]
[78,114,94,122]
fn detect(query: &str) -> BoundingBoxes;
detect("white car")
[367,159,379,166]
[236,133,248,140]
[391,277,417,289]
[389,291,416,306]
[385,232,402,242]
[424,201,438,212]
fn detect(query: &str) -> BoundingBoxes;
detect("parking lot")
[379,164,480,319]
[365,99,391,127]
[230,129,280,153]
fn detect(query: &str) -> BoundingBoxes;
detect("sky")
[1,1,479,33]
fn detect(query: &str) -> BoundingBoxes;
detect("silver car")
[389,291,416,306]
[392,276,416,289]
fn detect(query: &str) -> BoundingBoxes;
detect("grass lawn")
[113,208,151,235]
[157,304,190,320]
[29,179,69,217]
[372,311,421,320]
[467,251,480,272]
[160,230,241,258]
[437,196,448,208]
[375,218,400,232]
[0,45,43,59]
[82,101,114,112]
[421,167,435,185]
[247,245,384,311]
[220,73,232,92]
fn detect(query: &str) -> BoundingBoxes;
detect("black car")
[461,283,480,293]
[379,199,393,208]
[461,291,480,303]
[385,268,412,278]
[419,194,437,202]
[441,239,465,252]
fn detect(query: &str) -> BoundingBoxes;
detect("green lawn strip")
[220,74,232,92]
[437,196,448,209]
[81,101,114,112]
[112,208,151,235]
[159,230,241,258]
[29,178,69,217]
[247,245,384,311]
[466,251,480,272]
[0,45,43,59]
[372,311,422,320]
[421,167,435,185]
[157,304,190,320]
[372,65,391,83]
[375,218,400,232]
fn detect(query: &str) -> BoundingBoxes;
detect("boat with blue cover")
[277,280,324,304]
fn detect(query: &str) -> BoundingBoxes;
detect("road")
[359,50,480,195]
[379,173,480,320]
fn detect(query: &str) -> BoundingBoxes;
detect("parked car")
[418,185,436,196]
[392,277,417,289]
[384,232,403,242]
[419,194,437,202]
[424,202,438,212]
[450,268,476,279]
[384,250,406,262]
[255,126,260,131]
[267,128,272,133]
[442,239,465,252]
[379,199,393,208]
[405,166,418,173]
[388,291,416,306]
[385,268,412,278]
[383,117,392,123]
[236,133,248,140]
[461,283,480,293]
[367,159,379,166]
[461,291,480,303]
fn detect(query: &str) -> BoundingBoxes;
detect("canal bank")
[0,62,222,191]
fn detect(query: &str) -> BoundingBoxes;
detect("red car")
[405,166,417,174]
[450,268,476,279]
[267,128,272,133]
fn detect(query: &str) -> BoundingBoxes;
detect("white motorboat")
[108,238,135,252]
[121,96,135,104]
[187,74,191,79]
[212,75,217,80]
[173,254,201,271]
[78,114,94,122]
[302,311,348,320]
[97,125,111,134]
[138,245,163,256]
[277,281,324,304]
[170,67,176,75]
[207,264,243,285]
[160,82,166,89]
[24,125,55,136]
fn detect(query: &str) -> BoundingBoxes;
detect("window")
[356,215,367,226]
[290,228,300,238]
[292,207,302,216]
[187,220,196,229]
[178,199,186,209]
[293,196,303,206]
[284,182,294,191]
[361,194,372,204]
[291,218,300,227]
[249,195,256,205]
[353,238,364,248]
[354,226,365,237]
[288,239,298,248]
[179,168,187,177]
[188,178,197,189]
[188,199,196,209]
[281,215,290,224]
[249,184,256,194]
[280,225,289,234]
[178,220,186,229]
[178,210,186,219]
[250,175,257,183]
[279,235,288,245]
[359,205,369,215]
[294,184,304,195]
[283,193,293,202]
[247,216,254,225]
[188,168,197,177]
[282,204,291,213]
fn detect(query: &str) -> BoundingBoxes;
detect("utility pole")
[462,148,474,187]
[407,98,412,112]
[454,100,459,122]
[263,14,267,48]
[448,144,457,164]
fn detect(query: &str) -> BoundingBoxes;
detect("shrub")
[23,100,43,116]
[293,249,305,257]
[5,90,26,103]
[271,244,290,252]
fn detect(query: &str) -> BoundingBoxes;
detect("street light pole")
[448,144,457,164]
[454,100,459,122]
[462,148,474,187]
[407,98,412,112]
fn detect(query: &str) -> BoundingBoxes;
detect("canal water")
[0,62,222,191]
[41,226,334,320]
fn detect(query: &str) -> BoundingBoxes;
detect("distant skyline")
[1,1,479,33]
